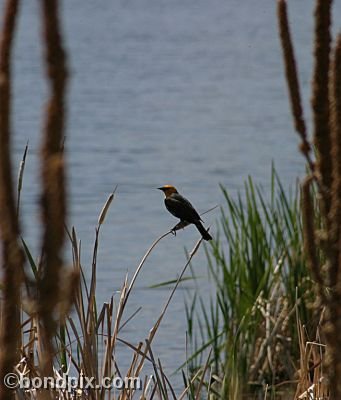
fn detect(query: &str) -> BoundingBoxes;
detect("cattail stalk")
[0,1,24,400]
[277,0,314,173]
[329,34,341,285]
[312,0,332,214]
[301,178,325,290]
[280,0,341,397]
[38,0,68,375]
[325,33,341,400]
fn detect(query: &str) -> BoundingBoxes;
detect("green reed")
[184,168,317,399]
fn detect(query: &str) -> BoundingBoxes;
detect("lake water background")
[7,0,341,392]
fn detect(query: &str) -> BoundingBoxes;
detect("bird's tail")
[194,220,212,241]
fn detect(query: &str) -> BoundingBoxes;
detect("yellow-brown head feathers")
[158,185,178,197]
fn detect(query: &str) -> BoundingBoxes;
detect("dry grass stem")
[16,141,28,216]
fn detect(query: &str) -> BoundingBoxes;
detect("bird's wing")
[165,193,201,222]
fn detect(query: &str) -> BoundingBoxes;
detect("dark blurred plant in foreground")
[0,1,72,399]
[278,0,340,398]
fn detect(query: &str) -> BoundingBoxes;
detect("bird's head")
[158,185,178,197]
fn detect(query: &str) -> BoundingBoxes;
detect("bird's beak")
[157,187,164,191]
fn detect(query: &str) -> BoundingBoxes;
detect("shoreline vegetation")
[184,171,321,398]
[0,0,340,399]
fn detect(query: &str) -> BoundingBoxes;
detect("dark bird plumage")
[158,185,212,241]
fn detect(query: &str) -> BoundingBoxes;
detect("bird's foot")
[171,229,177,236]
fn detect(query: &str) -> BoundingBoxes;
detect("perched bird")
[158,185,212,241]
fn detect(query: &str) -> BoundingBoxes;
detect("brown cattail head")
[0,2,25,400]
[277,0,314,172]
[37,0,69,376]
[311,0,332,213]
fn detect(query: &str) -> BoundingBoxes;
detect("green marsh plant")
[184,170,317,399]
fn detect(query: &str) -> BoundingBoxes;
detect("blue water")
[6,0,340,392]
